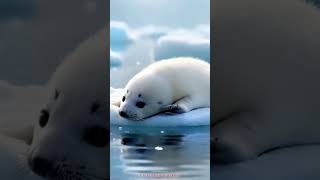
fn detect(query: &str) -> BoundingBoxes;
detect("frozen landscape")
[110,0,211,179]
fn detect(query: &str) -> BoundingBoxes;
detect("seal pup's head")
[119,70,172,121]
[28,30,109,180]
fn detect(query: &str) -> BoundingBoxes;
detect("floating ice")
[110,88,210,127]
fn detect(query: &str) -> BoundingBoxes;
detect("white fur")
[213,0,320,164]
[117,57,210,120]
[0,29,109,180]
[0,134,44,180]
[29,29,109,179]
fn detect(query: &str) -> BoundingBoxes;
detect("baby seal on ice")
[114,57,210,121]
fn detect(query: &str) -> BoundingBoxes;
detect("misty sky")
[111,0,210,28]
[110,0,210,88]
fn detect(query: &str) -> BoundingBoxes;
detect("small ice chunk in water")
[155,146,163,151]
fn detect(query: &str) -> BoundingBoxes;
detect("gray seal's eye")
[136,101,145,108]
[122,96,126,102]
[39,110,49,128]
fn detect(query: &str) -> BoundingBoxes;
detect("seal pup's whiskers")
[72,165,108,180]
[49,161,107,180]
[15,148,31,175]
[81,172,109,180]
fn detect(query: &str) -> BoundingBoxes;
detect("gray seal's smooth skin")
[26,30,108,179]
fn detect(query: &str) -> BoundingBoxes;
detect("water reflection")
[110,126,210,180]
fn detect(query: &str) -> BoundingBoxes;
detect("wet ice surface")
[110,126,210,180]
[110,106,210,127]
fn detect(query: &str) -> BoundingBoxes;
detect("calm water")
[110,125,210,180]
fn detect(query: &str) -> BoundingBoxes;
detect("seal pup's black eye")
[138,94,142,97]
[54,89,60,100]
[39,110,49,128]
[90,102,101,114]
[136,101,145,108]
[83,126,109,148]
[122,96,126,102]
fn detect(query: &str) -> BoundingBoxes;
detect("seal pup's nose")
[119,111,129,118]
[29,156,54,177]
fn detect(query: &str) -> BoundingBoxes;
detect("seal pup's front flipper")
[1,125,34,145]
[212,111,265,164]
[111,99,121,107]
[164,96,201,114]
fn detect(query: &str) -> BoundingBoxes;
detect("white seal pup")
[114,57,210,121]
[24,30,109,179]
[213,0,320,164]
[0,30,108,180]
